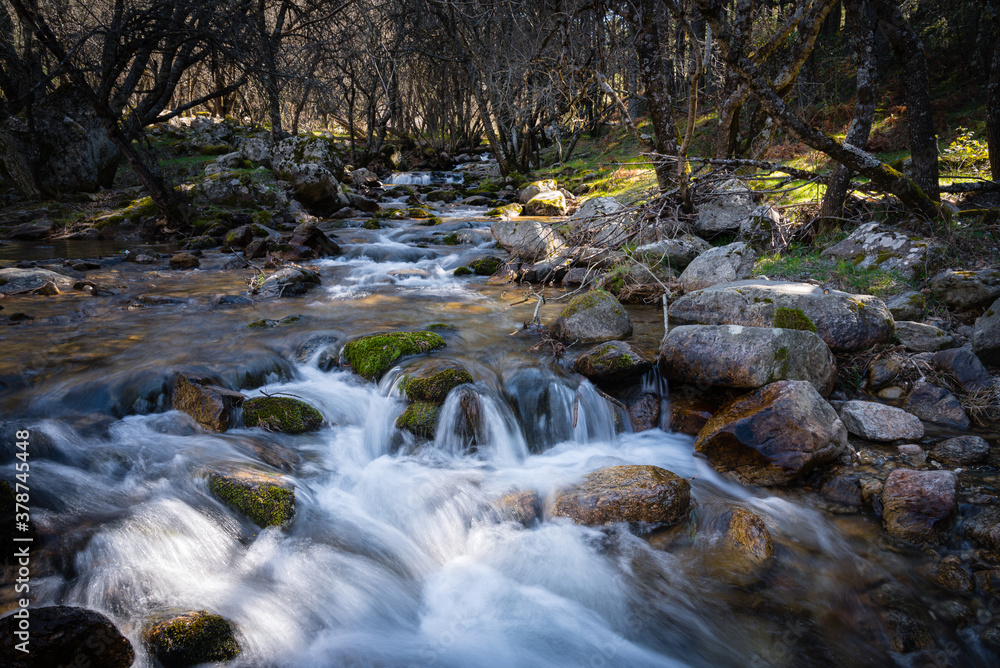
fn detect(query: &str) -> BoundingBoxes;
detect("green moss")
[403,368,473,403]
[469,257,502,275]
[341,331,447,380]
[773,307,817,333]
[486,203,523,218]
[395,401,441,438]
[417,216,443,226]
[428,323,456,330]
[145,611,241,667]
[200,144,233,156]
[364,219,382,230]
[252,210,272,226]
[207,471,294,528]
[753,297,773,304]
[242,396,323,434]
[443,233,460,245]
[407,207,431,219]
[561,289,613,319]
[454,266,473,276]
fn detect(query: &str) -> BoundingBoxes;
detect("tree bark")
[984,0,1000,180]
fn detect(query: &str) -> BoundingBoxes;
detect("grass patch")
[753,242,914,297]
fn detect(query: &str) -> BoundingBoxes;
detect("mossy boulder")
[523,190,568,216]
[454,266,473,276]
[172,376,245,432]
[341,331,446,381]
[242,396,323,434]
[551,289,632,344]
[552,465,690,528]
[773,307,817,333]
[486,203,523,219]
[470,257,503,276]
[144,610,241,668]
[395,401,441,438]
[207,469,295,527]
[573,340,652,384]
[403,368,473,403]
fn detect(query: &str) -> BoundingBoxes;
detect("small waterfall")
[386,171,465,186]
[641,367,671,431]
[434,384,528,465]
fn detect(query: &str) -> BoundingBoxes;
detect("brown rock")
[902,381,970,429]
[881,468,957,544]
[169,252,200,269]
[668,396,714,435]
[708,507,774,585]
[963,506,1000,552]
[495,490,541,525]
[934,559,973,593]
[172,376,245,431]
[626,393,661,432]
[552,465,690,527]
[694,380,847,486]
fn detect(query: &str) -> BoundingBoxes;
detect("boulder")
[349,167,380,187]
[963,506,1000,552]
[973,297,1000,366]
[469,257,504,276]
[348,192,380,213]
[403,367,473,403]
[143,610,241,667]
[169,252,200,270]
[287,222,341,257]
[821,223,940,279]
[668,397,714,436]
[626,394,662,432]
[903,381,971,429]
[552,465,690,527]
[737,206,784,249]
[632,235,711,270]
[519,179,557,204]
[929,269,1000,310]
[490,219,565,261]
[495,490,542,525]
[659,325,836,396]
[693,179,755,237]
[0,267,75,295]
[238,136,272,164]
[550,289,633,343]
[881,469,957,544]
[172,377,245,432]
[487,203,523,220]
[708,507,774,584]
[668,280,894,353]
[271,135,349,214]
[170,115,234,148]
[694,380,847,486]
[886,291,926,322]
[207,468,295,527]
[930,435,990,466]
[568,196,626,245]
[261,267,321,297]
[932,348,993,391]
[523,190,568,216]
[242,396,323,434]
[573,341,653,384]
[838,401,924,442]
[192,172,280,208]
[395,401,441,438]
[0,606,134,668]
[678,242,757,293]
[894,321,955,352]
[341,330,447,380]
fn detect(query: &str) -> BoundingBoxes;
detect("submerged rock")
[143,610,241,668]
[706,507,774,585]
[678,242,757,293]
[0,606,134,668]
[242,396,323,434]
[261,266,321,297]
[0,267,75,295]
[694,380,847,486]
[881,469,957,544]
[550,289,632,343]
[552,465,690,528]
[838,401,924,442]
[902,381,970,429]
[169,252,200,270]
[207,468,295,527]
[573,340,652,384]
[341,331,447,381]
[172,376,245,432]
[495,490,542,525]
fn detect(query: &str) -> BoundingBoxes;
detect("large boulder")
[237,136,272,165]
[207,468,295,527]
[143,610,241,667]
[287,222,341,257]
[973,297,1000,366]
[172,377,245,432]
[932,348,993,392]
[519,179,557,204]
[678,242,757,293]
[271,135,349,214]
[573,340,652,384]
[192,171,282,208]
[894,321,955,352]
[552,465,690,527]
[523,190,568,216]
[0,267,76,295]
[881,469,957,544]
[668,280,894,353]
[821,223,940,279]
[568,196,626,246]
[694,380,847,486]
[341,331,447,380]
[491,219,565,261]
[402,367,473,403]
[929,269,1000,310]
[693,179,755,238]
[903,381,971,429]
[838,401,924,442]
[0,606,134,668]
[550,289,632,343]
[632,235,711,270]
[659,325,836,396]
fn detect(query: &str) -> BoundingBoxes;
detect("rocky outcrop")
[341,331,447,380]
[678,242,757,293]
[668,280,894,353]
[973,297,1000,366]
[207,468,295,527]
[821,223,939,279]
[173,377,245,432]
[0,606,134,668]
[552,465,690,527]
[490,219,565,261]
[271,135,350,214]
[894,321,955,352]
[838,401,924,442]
[881,469,957,544]
[143,610,241,667]
[550,289,632,343]
[242,396,323,434]
[903,381,971,429]
[659,325,836,396]
[573,341,652,384]
[693,179,755,237]
[929,269,1000,310]
[694,380,847,486]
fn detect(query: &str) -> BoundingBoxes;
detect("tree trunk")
[985,1,1000,180]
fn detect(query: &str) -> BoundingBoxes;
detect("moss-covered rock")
[454,266,473,276]
[407,207,432,219]
[395,401,441,438]
[573,341,652,384]
[341,331,446,381]
[773,307,817,333]
[364,219,382,229]
[417,216,443,226]
[403,368,473,403]
[242,396,323,434]
[469,257,502,276]
[144,610,241,668]
[207,469,295,527]
[551,289,632,344]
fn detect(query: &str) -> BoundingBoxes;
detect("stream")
[0,208,995,667]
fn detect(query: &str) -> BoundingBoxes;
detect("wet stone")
[552,465,690,528]
[881,468,957,544]
[0,606,134,668]
[902,381,971,429]
[930,435,990,466]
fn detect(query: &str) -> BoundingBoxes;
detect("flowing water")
[0,211,995,667]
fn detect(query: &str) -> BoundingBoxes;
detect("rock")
[495,490,541,525]
[238,136,272,164]
[341,331,447,380]
[626,394,661,431]
[659,325,837,396]
[469,257,503,276]
[881,469,957,544]
[519,179,557,204]
[669,280,894,353]
[271,135,349,214]
[403,368,473,403]
[395,401,441,438]
[932,348,993,391]
[821,223,940,279]
[261,267,321,297]
[694,380,847,486]
[693,179,755,237]
[242,396,323,434]
[632,235,711,271]
[172,377,245,432]
[568,196,626,245]
[868,357,902,390]
[878,386,905,400]
[0,267,75,295]
[709,507,774,584]
[487,202,523,219]
[348,192,380,213]
[903,381,970,429]
[893,320,955,352]
[552,465,690,527]
[134,253,157,264]
[886,291,926,321]
[143,610,241,667]
[668,397,714,435]
[737,206,784,249]
[0,606,134,668]
[523,190,568,216]
[287,222,341,256]
[573,341,652,384]
[169,252,200,270]
[490,219,565,261]
[207,468,294,528]
[973,297,1000,366]
[678,242,757,293]
[929,269,1000,310]
[9,219,54,240]
[963,506,1000,552]
[930,435,990,466]
[193,171,279,208]
[550,289,632,343]
[838,401,924,442]
[349,167,380,187]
